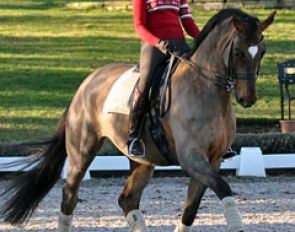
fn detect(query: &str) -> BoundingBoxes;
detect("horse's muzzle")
[237,96,257,108]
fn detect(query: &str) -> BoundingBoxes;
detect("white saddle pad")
[102,66,140,115]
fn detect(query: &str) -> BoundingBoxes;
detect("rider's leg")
[128,42,166,156]
[128,85,148,156]
[223,147,238,160]
[128,39,191,157]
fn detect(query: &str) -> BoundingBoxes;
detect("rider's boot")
[223,147,238,160]
[128,86,147,157]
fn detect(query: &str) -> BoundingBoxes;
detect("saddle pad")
[102,66,139,115]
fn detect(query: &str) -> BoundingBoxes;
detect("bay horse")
[1,9,275,232]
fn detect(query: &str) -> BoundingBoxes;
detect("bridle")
[220,32,264,90]
[172,32,264,92]
[160,32,264,116]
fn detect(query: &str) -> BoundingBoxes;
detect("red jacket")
[133,0,200,46]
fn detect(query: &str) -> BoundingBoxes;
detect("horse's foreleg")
[59,124,104,232]
[118,160,155,232]
[174,178,207,232]
[178,150,243,232]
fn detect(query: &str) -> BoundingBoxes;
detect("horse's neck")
[191,22,234,99]
[191,23,233,75]
[172,62,232,118]
[171,24,234,117]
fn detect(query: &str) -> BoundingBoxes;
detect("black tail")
[0,110,68,225]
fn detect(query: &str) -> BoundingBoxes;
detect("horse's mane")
[189,8,259,56]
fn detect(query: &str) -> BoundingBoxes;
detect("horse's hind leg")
[58,123,104,232]
[174,178,207,232]
[174,163,220,232]
[118,160,155,232]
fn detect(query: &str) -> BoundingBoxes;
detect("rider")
[128,0,201,157]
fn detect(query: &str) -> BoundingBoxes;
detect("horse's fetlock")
[118,194,139,215]
[58,212,73,232]
[61,188,78,215]
[221,197,244,232]
[174,220,192,232]
[126,210,148,232]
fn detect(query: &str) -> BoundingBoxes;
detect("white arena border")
[1,147,295,179]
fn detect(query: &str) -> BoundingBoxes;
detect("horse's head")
[222,11,276,108]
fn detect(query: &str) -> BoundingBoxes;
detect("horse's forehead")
[247,32,261,44]
[244,21,261,41]
[248,46,258,58]
[237,25,263,48]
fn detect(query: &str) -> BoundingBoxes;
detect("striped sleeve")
[179,0,193,19]
[179,0,201,38]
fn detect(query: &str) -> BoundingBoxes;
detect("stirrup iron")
[128,138,146,158]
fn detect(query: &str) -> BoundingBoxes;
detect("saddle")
[143,55,179,164]
[102,56,180,164]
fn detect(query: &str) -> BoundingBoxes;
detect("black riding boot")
[223,147,238,160]
[128,87,147,157]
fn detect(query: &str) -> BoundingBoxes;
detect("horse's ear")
[259,11,276,32]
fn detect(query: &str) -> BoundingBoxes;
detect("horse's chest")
[206,118,236,157]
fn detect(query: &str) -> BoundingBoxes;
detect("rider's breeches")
[138,40,190,95]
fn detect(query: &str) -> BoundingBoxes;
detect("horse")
[1,8,275,232]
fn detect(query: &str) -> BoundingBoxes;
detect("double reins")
[172,32,264,92]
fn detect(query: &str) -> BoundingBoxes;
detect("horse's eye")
[235,51,244,59]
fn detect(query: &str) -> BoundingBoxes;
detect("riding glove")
[156,40,174,55]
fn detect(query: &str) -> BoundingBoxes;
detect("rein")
[172,32,264,92]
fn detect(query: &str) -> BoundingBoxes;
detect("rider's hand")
[156,40,174,55]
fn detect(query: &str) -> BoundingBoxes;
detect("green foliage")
[233,133,295,154]
[0,1,294,142]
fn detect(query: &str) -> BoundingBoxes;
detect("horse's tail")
[1,108,69,225]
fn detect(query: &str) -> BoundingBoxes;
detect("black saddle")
[134,55,180,164]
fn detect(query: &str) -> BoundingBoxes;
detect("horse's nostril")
[238,97,245,105]
[238,97,253,108]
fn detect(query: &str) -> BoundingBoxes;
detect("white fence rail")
[1,147,295,179]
